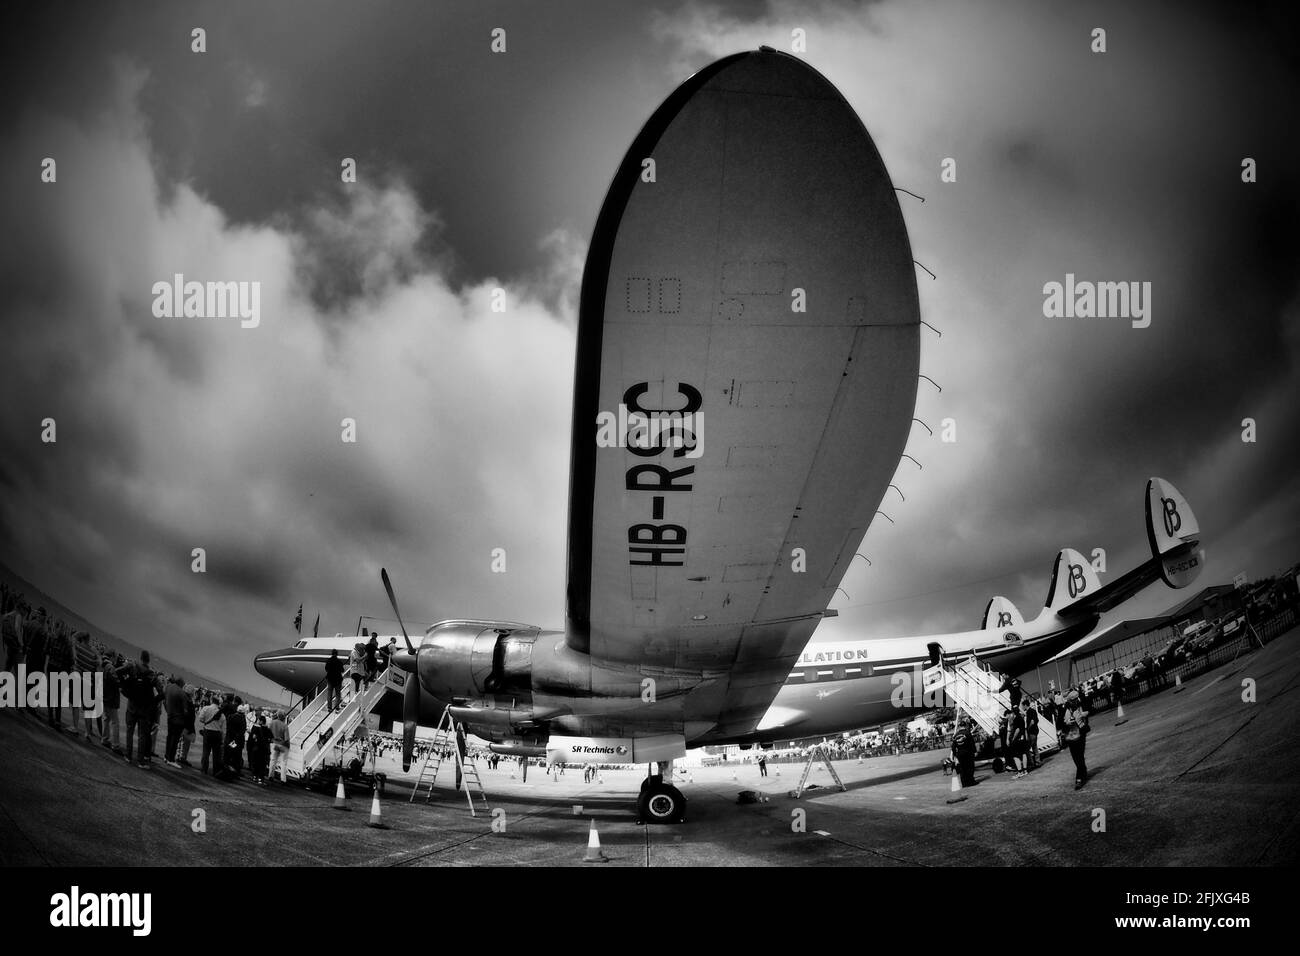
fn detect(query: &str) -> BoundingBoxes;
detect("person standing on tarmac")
[164,677,190,766]
[1007,705,1027,777]
[223,699,247,780]
[198,694,226,776]
[247,714,272,786]
[1057,689,1091,790]
[758,754,768,777]
[117,651,162,768]
[269,711,290,783]
[1022,699,1040,770]
[951,718,977,788]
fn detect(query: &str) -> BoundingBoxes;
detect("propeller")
[381,567,421,772]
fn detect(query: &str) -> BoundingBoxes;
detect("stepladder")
[409,705,489,817]
[790,744,847,798]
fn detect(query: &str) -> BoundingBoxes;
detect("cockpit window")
[294,641,307,649]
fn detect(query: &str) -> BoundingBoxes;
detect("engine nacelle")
[417,620,541,702]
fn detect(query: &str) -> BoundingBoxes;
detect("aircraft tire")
[638,783,686,825]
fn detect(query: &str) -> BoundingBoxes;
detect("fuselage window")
[803,669,817,682]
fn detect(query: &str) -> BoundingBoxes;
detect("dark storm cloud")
[1,0,768,289]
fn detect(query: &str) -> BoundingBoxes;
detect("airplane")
[255,48,1206,824]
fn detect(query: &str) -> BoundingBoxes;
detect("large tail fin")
[982,596,1024,630]
[1043,547,1103,614]
[1145,477,1204,588]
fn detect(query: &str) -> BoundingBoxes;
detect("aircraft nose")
[254,650,292,686]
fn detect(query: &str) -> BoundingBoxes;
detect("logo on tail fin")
[1067,563,1088,599]
[1045,548,1101,613]
[1162,496,1182,537]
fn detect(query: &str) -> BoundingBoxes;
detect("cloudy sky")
[2,0,1296,701]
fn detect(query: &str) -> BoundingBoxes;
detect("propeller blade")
[401,670,420,772]
[455,724,467,790]
[380,567,415,654]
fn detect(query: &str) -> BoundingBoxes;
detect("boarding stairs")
[410,705,489,817]
[281,666,402,779]
[922,656,1059,753]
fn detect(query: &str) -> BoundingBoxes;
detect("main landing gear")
[637,760,687,824]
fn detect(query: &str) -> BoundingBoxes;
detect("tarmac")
[1,627,1296,867]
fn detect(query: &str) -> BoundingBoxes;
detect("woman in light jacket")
[348,644,367,698]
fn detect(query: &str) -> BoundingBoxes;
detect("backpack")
[121,666,156,707]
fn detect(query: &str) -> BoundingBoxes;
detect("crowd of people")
[1,584,293,786]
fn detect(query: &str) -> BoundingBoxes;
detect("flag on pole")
[313,613,320,638]
[293,604,303,634]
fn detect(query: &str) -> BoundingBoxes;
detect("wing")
[565,50,921,740]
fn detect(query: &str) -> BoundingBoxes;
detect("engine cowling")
[417,621,540,702]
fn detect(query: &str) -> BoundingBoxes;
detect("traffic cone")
[946,773,967,804]
[1115,702,1128,726]
[732,770,738,781]
[582,820,608,863]
[333,777,350,811]
[1173,673,1184,693]
[367,787,388,829]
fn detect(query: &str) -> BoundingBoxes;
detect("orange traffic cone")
[946,772,967,804]
[1173,673,1184,693]
[1115,702,1128,726]
[582,820,608,863]
[367,786,388,829]
[333,777,350,811]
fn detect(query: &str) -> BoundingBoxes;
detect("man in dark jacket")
[100,655,123,754]
[997,674,1024,711]
[364,634,379,686]
[1022,699,1040,769]
[45,622,75,729]
[951,718,977,788]
[164,677,191,766]
[324,649,344,712]
[117,651,162,767]
[1006,706,1026,775]
[222,699,247,780]
[247,714,273,786]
